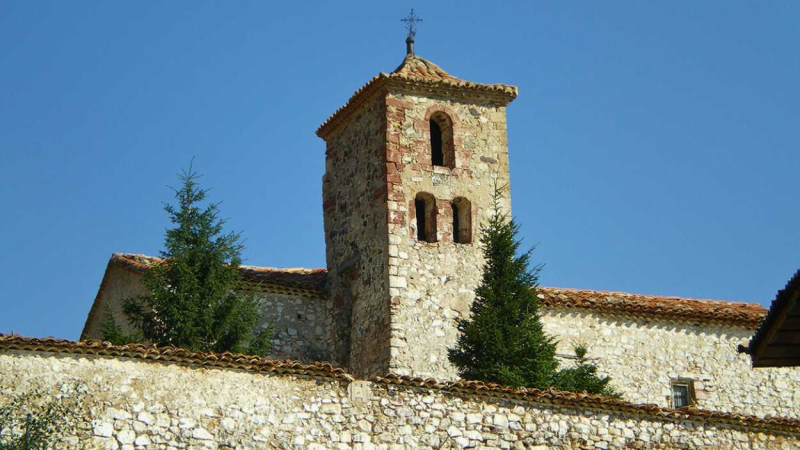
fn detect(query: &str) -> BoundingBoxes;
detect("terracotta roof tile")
[2,334,797,433]
[391,54,461,81]
[538,287,766,327]
[742,268,800,364]
[372,373,800,434]
[110,254,766,327]
[0,334,350,381]
[316,54,518,139]
[111,253,327,294]
[83,253,328,340]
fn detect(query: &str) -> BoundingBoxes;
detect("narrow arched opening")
[430,119,444,166]
[429,112,455,168]
[452,197,472,244]
[414,192,438,243]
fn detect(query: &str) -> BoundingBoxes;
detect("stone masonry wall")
[2,350,798,449]
[83,265,151,339]
[322,92,391,378]
[258,292,330,363]
[384,90,512,379]
[82,270,330,364]
[542,308,800,419]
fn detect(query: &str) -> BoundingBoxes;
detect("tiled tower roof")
[391,54,462,81]
[316,54,518,139]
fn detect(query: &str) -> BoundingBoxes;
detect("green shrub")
[0,389,82,450]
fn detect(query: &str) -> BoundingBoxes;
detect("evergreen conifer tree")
[553,345,619,397]
[448,186,559,389]
[102,165,271,355]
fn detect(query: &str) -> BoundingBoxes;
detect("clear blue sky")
[1,2,798,340]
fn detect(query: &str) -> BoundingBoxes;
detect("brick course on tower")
[317,51,518,379]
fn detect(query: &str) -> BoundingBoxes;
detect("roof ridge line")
[539,286,761,307]
[113,253,327,273]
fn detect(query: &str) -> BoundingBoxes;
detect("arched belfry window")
[429,112,455,168]
[414,192,437,243]
[452,197,472,244]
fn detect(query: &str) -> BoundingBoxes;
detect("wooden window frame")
[670,379,696,409]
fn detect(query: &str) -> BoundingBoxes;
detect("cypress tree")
[102,165,272,355]
[448,187,559,389]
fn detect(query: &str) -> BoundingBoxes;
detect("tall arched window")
[452,197,472,244]
[429,112,455,168]
[414,192,437,243]
[430,120,444,166]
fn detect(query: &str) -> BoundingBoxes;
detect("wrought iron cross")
[401,9,423,39]
[401,9,422,55]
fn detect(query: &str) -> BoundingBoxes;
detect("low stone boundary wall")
[1,335,799,449]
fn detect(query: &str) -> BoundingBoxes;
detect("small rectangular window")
[414,193,437,243]
[415,198,427,241]
[671,381,694,408]
[452,203,460,241]
[451,198,472,244]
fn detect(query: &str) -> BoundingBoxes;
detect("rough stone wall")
[258,292,330,363]
[542,308,800,419]
[2,351,798,449]
[322,93,391,378]
[384,90,512,379]
[83,265,151,339]
[82,270,330,364]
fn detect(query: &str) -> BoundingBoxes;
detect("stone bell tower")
[316,39,517,379]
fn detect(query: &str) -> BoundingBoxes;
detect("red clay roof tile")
[316,54,518,139]
[373,373,800,434]
[539,287,766,327]
[110,254,766,327]
[111,253,327,292]
[2,334,797,433]
[0,334,350,381]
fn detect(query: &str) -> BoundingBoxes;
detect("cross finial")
[401,9,423,55]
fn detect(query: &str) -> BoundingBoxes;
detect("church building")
[81,40,800,421]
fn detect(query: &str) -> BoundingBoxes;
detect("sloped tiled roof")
[742,269,800,366]
[2,334,798,434]
[316,54,518,139]
[105,254,767,328]
[374,373,800,434]
[110,253,327,295]
[0,334,350,381]
[538,287,766,328]
[391,54,462,81]
[80,253,329,339]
